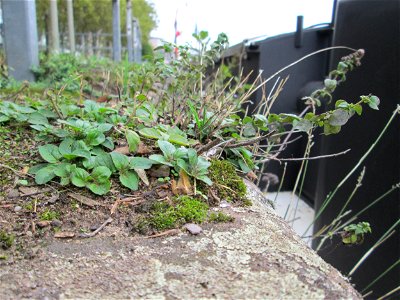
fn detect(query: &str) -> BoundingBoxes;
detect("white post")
[112,0,122,61]
[49,0,60,53]
[66,0,75,54]
[126,0,133,62]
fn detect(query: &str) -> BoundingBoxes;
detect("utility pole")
[126,0,133,62]
[2,0,39,81]
[112,0,122,61]
[49,0,60,53]
[66,0,76,54]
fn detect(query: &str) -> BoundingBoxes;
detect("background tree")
[36,0,157,56]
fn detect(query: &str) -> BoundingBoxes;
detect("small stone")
[37,221,50,228]
[184,223,202,235]
[19,186,38,195]
[54,231,75,238]
[7,189,19,198]
[50,219,62,227]
[219,201,231,208]
[90,224,99,231]
[148,165,170,178]
[14,205,22,212]
[26,231,33,237]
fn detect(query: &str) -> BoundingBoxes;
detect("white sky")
[150,0,335,46]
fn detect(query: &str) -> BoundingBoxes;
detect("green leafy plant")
[341,222,372,245]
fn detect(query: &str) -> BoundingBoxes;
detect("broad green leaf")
[110,152,130,170]
[238,159,252,173]
[158,140,176,159]
[328,109,351,126]
[126,129,140,152]
[139,127,162,139]
[0,114,10,122]
[168,133,190,146]
[59,138,74,156]
[91,166,112,183]
[83,153,116,172]
[38,144,62,163]
[101,137,114,150]
[324,122,341,135]
[324,78,337,91]
[177,159,189,174]
[87,181,111,195]
[335,100,349,109]
[97,123,113,132]
[196,157,211,175]
[35,165,57,184]
[367,95,380,110]
[119,170,139,190]
[174,147,188,160]
[242,123,256,137]
[353,104,363,116]
[28,163,49,175]
[54,163,74,178]
[130,157,153,169]
[28,112,49,125]
[197,175,213,186]
[149,154,172,166]
[293,119,313,132]
[187,149,198,167]
[85,129,106,146]
[71,168,90,187]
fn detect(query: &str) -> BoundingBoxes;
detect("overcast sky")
[150,0,335,46]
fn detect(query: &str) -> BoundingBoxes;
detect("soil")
[0,125,245,298]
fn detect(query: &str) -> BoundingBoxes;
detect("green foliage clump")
[150,202,178,231]
[0,230,14,249]
[208,159,247,202]
[341,222,372,245]
[39,209,60,221]
[146,196,209,231]
[174,196,209,224]
[209,211,234,223]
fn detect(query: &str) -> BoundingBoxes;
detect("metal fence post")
[112,0,122,61]
[126,0,133,62]
[66,0,76,54]
[49,0,60,53]
[2,0,39,81]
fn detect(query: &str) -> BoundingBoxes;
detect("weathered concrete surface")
[0,180,361,299]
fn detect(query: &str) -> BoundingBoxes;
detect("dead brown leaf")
[68,193,107,208]
[176,170,192,195]
[19,186,38,195]
[134,168,149,186]
[136,142,152,155]
[54,232,75,238]
[114,146,130,155]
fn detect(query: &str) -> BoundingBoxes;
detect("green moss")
[208,159,248,203]
[39,209,60,221]
[209,211,234,223]
[0,230,14,249]
[150,202,178,231]
[174,196,208,224]
[144,196,209,232]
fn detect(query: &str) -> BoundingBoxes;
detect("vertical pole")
[66,0,76,54]
[2,0,39,81]
[49,0,60,53]
[112,0,122,61]
[126,0,133,62]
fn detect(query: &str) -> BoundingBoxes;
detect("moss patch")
[0,230,14,249]
[133,196,209,233]
[208,159,249,204]
[208,211,234,223]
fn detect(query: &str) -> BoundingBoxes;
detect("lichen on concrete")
[0,179,361,299]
